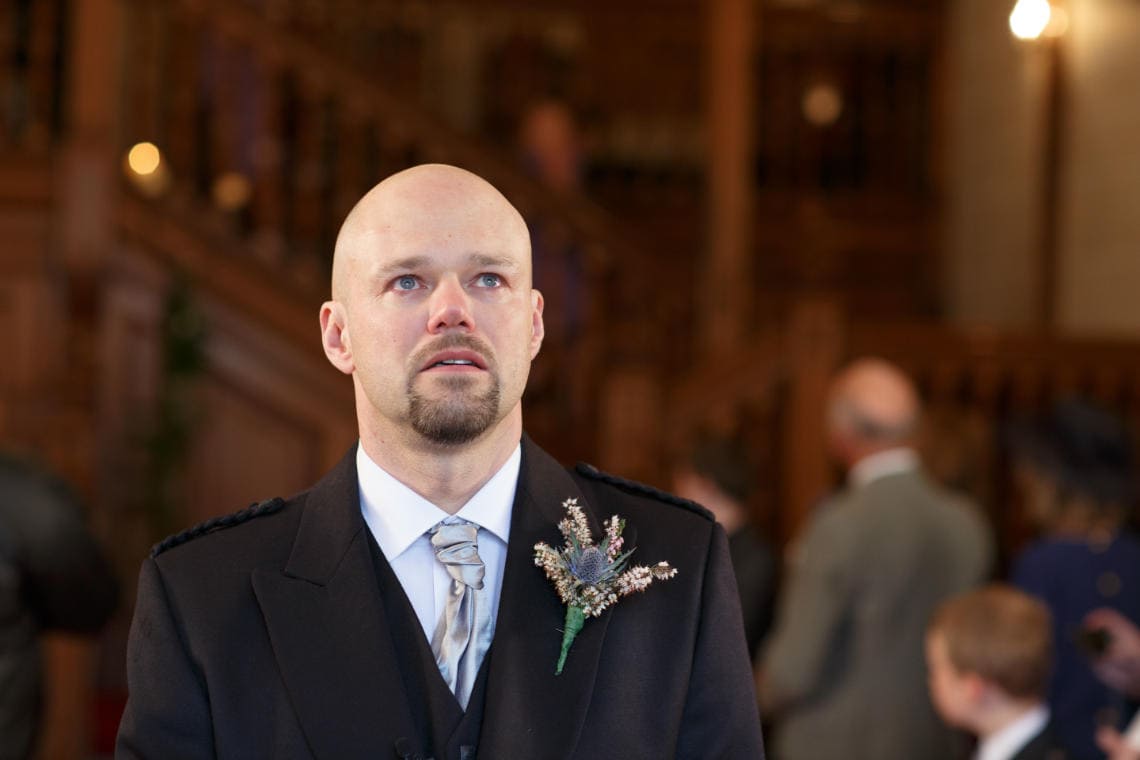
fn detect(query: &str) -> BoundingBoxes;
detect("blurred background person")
[672,431,777,662]
[517,98,587,346]
[0,451,118,760]
[757,357,993,760]
[1009,399,1140,760]
[926,584,1065,760]
[1083,608,1140,759]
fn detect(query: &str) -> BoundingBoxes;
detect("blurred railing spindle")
[24,0,63,148]
[249,51,287,264]
[160,6,200,200]
[287,79,329,269]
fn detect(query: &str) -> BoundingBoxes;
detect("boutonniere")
[534,497,677,674]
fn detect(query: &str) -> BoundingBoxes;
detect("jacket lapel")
[479,437,615,759]
[251,447,420,759]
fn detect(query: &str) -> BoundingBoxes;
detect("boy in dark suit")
[926,584,1067,760]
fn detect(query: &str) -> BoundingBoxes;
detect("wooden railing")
[0,0,69,155]
[665,301,1140,571]
[853,323,1140,564]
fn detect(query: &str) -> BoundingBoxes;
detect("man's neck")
[847,446,919,488]
[360,410,523,514]
[702,492,747,534]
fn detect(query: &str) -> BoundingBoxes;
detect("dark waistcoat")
[368,533,489,760]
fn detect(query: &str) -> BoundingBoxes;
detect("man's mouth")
[421,349,488,371]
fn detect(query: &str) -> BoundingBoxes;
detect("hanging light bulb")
[1010,0,1052,41]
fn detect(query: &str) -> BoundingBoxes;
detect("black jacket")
[116,437,765,759]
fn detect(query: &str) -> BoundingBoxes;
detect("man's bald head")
[827,358,921,452]
[331,164,532,302]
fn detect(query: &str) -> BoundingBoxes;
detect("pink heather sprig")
[614,562,677,595]
[557,498,594,547]
[603,515,625,560]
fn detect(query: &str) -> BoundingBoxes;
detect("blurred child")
[926,584,1067,760]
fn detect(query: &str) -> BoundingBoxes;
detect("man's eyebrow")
[374,256,430,277]
[373,253,520,278]
[469,253,519,271]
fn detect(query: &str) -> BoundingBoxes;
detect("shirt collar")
[975,705,1050,760]
[357,442,520,561]
[849,447,920,488]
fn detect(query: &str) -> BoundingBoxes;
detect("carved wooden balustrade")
[852,322,1140,566]
[183,0,948,360]
[0,0,86,482]
[0,0,68,155]
[667,302,1140,571]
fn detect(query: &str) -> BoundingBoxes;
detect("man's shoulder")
[150,492,303,569]
[151,497,286,557]
[570,462,714,522]
[858,467,980,513]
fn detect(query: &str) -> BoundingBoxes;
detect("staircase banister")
[169,0,634,273]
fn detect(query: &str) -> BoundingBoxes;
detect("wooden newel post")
[780,298,844,547]
[39,1,124,758]
[702,0,755,360]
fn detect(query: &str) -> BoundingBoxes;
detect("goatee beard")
[407,374,501,445]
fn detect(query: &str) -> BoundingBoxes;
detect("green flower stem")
[556,604,586,675]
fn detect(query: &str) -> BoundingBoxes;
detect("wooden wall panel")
[0,206,58,396]
[177,296,355,526]
[95,246,355,554]
[184,373,322,521]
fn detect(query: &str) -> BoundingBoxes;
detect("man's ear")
[529,289,545,359]
[320,301,354,375]
[963,672,989,705]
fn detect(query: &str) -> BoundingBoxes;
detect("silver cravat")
[429,518,492,709]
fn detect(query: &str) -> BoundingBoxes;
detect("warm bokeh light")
[212,172,253,211]
[123,141,170,196]
[802,82,843,127]
[126,142,161,175]
[1010,0,1052,41]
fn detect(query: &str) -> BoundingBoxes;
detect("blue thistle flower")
[569,546,608,584]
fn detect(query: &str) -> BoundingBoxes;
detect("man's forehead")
[350,188,527,245]
[331,164,532,295]
[362,166,518,226]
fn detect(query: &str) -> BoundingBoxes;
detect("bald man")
[116,165,764,760]
[757,358,992,760]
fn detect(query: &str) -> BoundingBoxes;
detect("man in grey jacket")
[757,358,993,760]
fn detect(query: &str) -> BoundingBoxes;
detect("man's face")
[326,170,544,448]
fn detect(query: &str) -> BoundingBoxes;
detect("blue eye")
[394,275,418,291]
[478,273,502,288]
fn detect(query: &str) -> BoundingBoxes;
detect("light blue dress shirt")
[356,443,518,645]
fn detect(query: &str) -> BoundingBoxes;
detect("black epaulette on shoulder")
[150,497,286,558]
[574,462,714,521]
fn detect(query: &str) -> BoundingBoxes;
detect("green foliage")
[141,275,206,539]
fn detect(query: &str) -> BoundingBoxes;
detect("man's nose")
[427,276,474,333]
